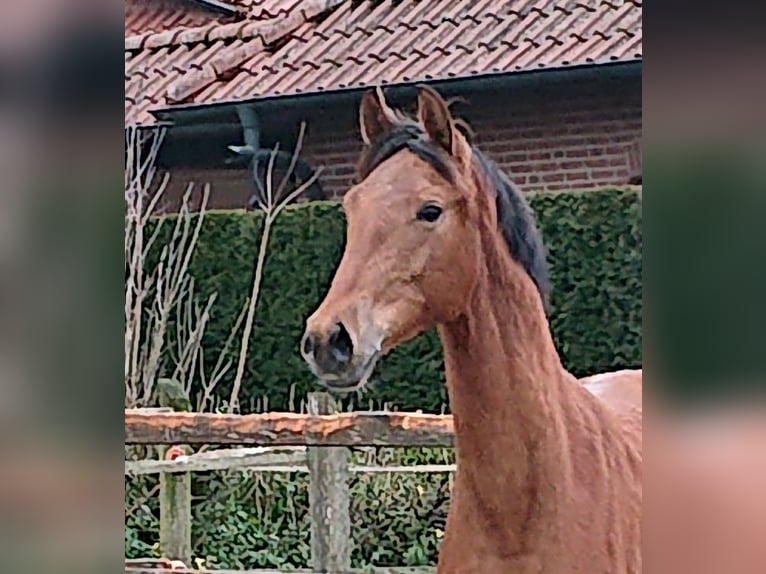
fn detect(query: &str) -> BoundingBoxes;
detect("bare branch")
[126,120,320,421]
[273,122,307,203]
[228,125,319,412]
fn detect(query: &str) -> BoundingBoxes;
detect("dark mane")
[473,149,551,310]
[356,120,551,312]
[357,122,456,185]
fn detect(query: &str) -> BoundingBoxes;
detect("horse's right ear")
[359,86,396,145]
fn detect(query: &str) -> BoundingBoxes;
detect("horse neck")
[438,224,576,544]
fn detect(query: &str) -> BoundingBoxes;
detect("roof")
[125,0,241,36]
[125,0,643,125]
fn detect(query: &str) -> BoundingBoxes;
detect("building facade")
[125,0,643,211]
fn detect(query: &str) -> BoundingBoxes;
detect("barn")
[125,0,642,211]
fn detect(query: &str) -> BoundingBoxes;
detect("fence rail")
[125,446,307,475]
[125,393,453,573]
[125,409,455,447]
[124,446,456,475]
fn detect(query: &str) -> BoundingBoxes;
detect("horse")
[300,85,642,573]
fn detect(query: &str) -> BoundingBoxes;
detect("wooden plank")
[307,392,351,572]
[125,568,435,573]
[125,446,307,475]
[125,410,455,446]
[126,460,456,475]
[158,382,192,565]
[248,464,457,474]
[158,467,191,563]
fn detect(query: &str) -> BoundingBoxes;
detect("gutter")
[187,0,242,16]
[152,60,642,125]
[229,106,325,206]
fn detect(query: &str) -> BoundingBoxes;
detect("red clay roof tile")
[125,0,642,125]
[125,0,234,36]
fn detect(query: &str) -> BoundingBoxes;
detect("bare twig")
[229,122,322,411]
[199,303,248,412]
[125,122,321,413]
[125,126,221,409]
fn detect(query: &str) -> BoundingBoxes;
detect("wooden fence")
[125,392,456,574]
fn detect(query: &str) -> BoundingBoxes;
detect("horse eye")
[416,204,443,223]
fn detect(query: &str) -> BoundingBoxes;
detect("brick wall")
[151,166,253,214]
[158,76,641,210]
[300,79,642,198]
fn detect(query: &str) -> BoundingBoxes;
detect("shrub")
[147,187,641,413]
[128,187,641,567]
[125,444,454,569]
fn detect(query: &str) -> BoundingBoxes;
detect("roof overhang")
[150,59,642,126]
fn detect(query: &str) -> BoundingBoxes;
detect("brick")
[566,171,589,181]
[567,124,594,136]
[509,164,534,174]
[609,157,627,167]
[542,173,565,183]
[611,133,642,143]
[555,137,589,148]
[544,183,572,191]
[518,129,546,140]
[498,152,528,163]
[592,169,616,179]
[480,141,514,153]
[585,135,614,145]
[606,145,627,155]
[565,148,589,158]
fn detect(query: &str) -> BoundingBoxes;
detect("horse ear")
[359,86,397,145]
[417,84,472,170]
[416,84,454,153]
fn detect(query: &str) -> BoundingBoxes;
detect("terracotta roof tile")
[125,0,235,36]
[125,0,643,125]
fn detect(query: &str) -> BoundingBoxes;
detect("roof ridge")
[125,0,343,52]
[165,0,345,103]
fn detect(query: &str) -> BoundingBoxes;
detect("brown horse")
[301,85,642,573]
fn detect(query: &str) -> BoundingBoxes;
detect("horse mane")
[356,117,551,312]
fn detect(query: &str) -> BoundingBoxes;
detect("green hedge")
[126,446,453,568]
[149,187,641,413]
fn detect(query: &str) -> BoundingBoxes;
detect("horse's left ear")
[416,84,453,151]
[416,85,471,168]
[359,86,398,146]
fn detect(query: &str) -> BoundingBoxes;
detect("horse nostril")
[302,332,315,357]
[303,322,354,375]
[328,322,353,363]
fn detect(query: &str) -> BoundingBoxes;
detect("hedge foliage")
[148,187,641,413]
[126,445,453,569]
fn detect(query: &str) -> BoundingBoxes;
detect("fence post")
[157,378,192,565]
[307,392,351,572]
